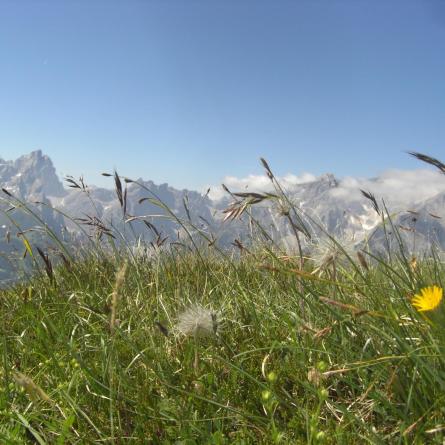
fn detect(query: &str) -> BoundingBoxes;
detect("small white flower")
[177,305,219,338]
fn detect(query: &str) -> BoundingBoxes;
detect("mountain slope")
[0,151,444,283]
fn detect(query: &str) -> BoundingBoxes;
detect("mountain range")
[0,150,444,283]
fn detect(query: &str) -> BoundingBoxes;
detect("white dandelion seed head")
[310,236,357,269]
[176,305,219,338]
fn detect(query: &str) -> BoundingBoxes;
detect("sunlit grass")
[1,151,445,443]
[1,249,444,443]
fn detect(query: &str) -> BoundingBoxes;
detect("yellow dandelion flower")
[411,286,443,312]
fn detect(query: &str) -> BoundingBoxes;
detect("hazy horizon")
[2,149,445,206]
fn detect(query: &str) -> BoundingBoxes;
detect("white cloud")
[331,169,445,206]
[207,168,445,205]
[207,172,316,201]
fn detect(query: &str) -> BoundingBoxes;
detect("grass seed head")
[13,371,52,404]
[110,262,128,333]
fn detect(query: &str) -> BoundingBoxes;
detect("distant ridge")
[0,151,444,283]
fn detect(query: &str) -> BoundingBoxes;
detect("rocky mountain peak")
[2,150,66,197]
[0,150,444,260]
[319,173,338,188]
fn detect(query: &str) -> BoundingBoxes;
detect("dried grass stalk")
[110,262,128,333]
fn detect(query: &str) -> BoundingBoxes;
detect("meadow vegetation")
[1,154,445,444]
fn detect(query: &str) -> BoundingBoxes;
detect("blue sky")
[0,0,444,190]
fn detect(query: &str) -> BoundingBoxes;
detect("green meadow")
[1,156,445,444]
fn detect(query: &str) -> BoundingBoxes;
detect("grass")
[1,153,445,443]
[1,247,445,443]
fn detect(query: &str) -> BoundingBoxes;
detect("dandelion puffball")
[176,305,219,338]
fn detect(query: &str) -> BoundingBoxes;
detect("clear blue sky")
[0,0,444,190]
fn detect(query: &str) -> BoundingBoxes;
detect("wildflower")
[310,236,356,274]
[177,305,219,338]
[411,286,443,312]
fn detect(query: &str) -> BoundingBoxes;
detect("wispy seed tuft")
[177,305,219,338]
